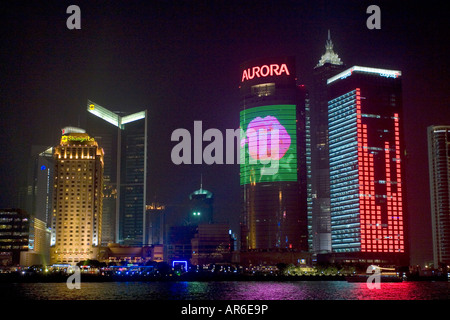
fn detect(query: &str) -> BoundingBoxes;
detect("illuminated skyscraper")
[327,66,408,265]
[427,125,450,267]
[0,208,29,265]
[308,31,346,254]
[87,101,148,246]
[189,179,214,225]
[50,128,104,264]
[239,56,308,252]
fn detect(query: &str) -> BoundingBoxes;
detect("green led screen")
[240,104,298,185]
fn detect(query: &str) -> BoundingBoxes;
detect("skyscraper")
[308,31,346,254]
[239,56,308,253]
[327,66,408,265]
[0,208,29,265]
[84,129,117,247]
[145,202,165,246]
[25,145,55,227]
[189,181,214,225]
[20,216,51,266]
[49,128,104,265]
[87,101,148,246]
[427,125,450,267]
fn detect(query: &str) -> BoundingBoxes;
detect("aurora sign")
[241,63,290,82]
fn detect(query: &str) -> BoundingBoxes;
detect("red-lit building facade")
[326,66,408,266]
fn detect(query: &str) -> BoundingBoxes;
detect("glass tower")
[327,66,408,265]
[87,101,148,246]
[26,145,55,228]
[427,125,450,267]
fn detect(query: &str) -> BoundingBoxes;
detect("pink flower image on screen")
[241,115,291,161]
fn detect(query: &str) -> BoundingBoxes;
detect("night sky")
[1,0,448,267]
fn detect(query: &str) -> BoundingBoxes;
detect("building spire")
[315,29,343,68]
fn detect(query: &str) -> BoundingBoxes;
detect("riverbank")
[1,272,447,283]
[0,272,345,283]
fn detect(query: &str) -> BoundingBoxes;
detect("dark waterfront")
[2,280,448,300]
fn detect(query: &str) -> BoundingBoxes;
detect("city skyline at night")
[1,1,449,270]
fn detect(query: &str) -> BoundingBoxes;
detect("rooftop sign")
[327,66,401,84]
[241,63,290,83]
[61,135,95,144]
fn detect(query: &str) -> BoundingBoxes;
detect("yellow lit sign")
[61,135,95,144]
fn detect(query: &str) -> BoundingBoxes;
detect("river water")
[2,280,449,300]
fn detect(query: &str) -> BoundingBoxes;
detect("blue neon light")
[172,260,188,270]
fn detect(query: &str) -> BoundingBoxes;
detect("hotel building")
[49,127,104,264]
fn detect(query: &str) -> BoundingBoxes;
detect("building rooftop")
[315,30,343,68]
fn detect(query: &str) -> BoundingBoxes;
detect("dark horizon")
[1,1,449,267]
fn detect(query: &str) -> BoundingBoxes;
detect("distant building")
[189,182,214,225]
[145,202,165,246]
[25,145,55,228]
[191,223,232,265]
[0,209,29,266]
[166,225,196,264]
[428,125,450,267]
[20,217,51,266]
[49,128,104,265]
[92,133,117,246]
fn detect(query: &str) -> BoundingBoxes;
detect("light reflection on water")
[3,281,449,300]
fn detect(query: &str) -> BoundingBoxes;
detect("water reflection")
[3,281,449,300]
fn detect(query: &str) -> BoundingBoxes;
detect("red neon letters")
[241,64,290,82]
